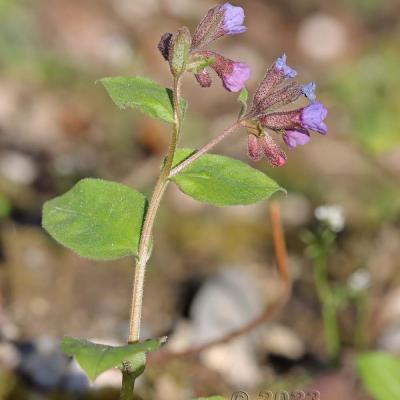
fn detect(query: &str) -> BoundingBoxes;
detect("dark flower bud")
[168,27,192,77]
[157,32,173,61]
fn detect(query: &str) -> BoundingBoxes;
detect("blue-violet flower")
[158,3,250,92]
[241,55,327,166]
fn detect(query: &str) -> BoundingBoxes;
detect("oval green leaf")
[42,178,147,260]
[357,352,400,400]
[100,76,187,123]
[170,149,284,206]
[61,336,166,381]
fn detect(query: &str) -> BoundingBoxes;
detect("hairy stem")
[168,121,240,178]
[128,76,182,344]
[121,76,182,399]
[120,370,136,400]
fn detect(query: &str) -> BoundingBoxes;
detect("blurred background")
[0,0,400,399]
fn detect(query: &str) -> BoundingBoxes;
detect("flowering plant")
[41,3,327,399]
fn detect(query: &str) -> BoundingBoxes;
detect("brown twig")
[148,200,291,365]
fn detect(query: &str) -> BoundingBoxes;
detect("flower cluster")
[158,3,251,92]
[158,4,327,167]
[241,54,328,166]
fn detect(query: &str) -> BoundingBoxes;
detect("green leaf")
[100,76,187,123]
[42,178,147,260]
[60,336,165,381]
[170,149,284,206]
[357,352,400,400]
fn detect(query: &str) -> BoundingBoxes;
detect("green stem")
[120,370,136,400]
[121,76,182,399]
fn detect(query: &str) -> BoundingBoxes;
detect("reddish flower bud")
[247,134,262,161]
[261,133,287,167]
[252,54,298,110]
[254,82,302,115]
[258,110,300,131]
[195,70,212,88]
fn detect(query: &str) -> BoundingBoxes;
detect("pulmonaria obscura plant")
[41,3,328,399]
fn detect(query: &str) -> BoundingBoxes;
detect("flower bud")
[195,70,212,88]
[157,32,173,61]
[261,134,287,167]
[168,27,192,77]
[247,134,262,161]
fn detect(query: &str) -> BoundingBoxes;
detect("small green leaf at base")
[100,76,187,123]
[170,149,284,206]
[357,352,400,400]
[61,336,166,381]
[42,178,147,260]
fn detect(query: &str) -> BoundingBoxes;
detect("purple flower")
[283,129,311,149]
[191,3,247,49]
[301,102,328,134]
[198,51,251,92]
[302,82,317,102]
[221,3,247,35]
[223,62,251,92]
[275,54,297,78]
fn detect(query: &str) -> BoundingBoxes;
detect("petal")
[221,3,247,35]
[283,130,311,149]
[222,62,251,92]
[301,102,328,134]
[275,54,298,78]
[301,82,317,102]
